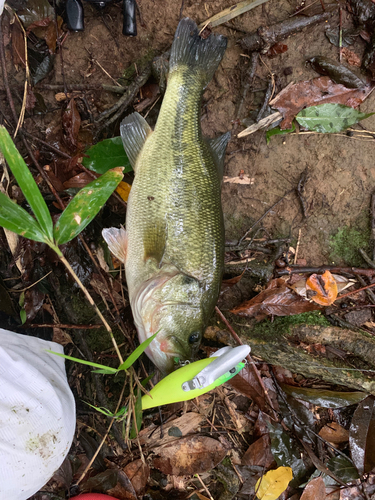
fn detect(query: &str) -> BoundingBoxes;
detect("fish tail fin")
[169,17,227,88]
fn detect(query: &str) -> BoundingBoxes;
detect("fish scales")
[103,18,229,373]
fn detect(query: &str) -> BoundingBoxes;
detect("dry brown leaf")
[242,435,276,468]
[342,47,362,67]
[153,436,227,475]
[230,365,268,410]
[138,412,204,449]
[306,270,338,306]
[230,278,321,320]
[270,76,372,129]
[318,422,349,444]
[123,459,149,496]
[300,477,326,500]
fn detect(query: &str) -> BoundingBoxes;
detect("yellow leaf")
[255,466,293,500]
[116,181,131,202]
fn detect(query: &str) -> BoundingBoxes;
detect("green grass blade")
[118,332,158,371]
[0,191,49,242]
[0,126,53,241]
[46,350,119,373]
[53,167,124,245]
[82,136,132,174]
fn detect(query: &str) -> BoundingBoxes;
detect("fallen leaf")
[124,459,149,496]
[223,175,254,184]
[290,273,354,299]
[230,366,270,411]
[221,269,246,294]
[325,27,360,47]
[62,98,81,151]
[300,477,326,500]
[270,76,372,129]
[116,181,132,202]
[255,466,293,500]
[349,396,375,475]
[63,172,94,189]
[138,412,204,449]
[266,42,288,57]
[242,435,276,468]
[153,436,226,475]
[342,47,362,67]
[230,278,321,320]
[306,270,338,306]
[319,422,349,444]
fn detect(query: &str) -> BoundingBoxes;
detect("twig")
[238,189,294,245]
[74,380,127,486]
[356,275,375,305]
[37,83,127,93]
[29,323,102,329]
[338,282,375,300]
[95,63,152,132]
[13,15,29,138]
[276,266,375,278]
[236,52,259,120]
[359,248,375,270]
[371,192,375,261]
[296,169,308,218]
[215,306,278,420]
[339,6,343,63]
[195,474,214,500]
[22,130,72,158]
[237,110,282,137]
[294,228,302,264]
[256,77,273,122]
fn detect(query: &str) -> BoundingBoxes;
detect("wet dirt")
[23,0,373,268]
[4,0,375,264]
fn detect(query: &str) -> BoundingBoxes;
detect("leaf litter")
[2,0,375,499]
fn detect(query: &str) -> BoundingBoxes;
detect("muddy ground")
[14,0,375,267]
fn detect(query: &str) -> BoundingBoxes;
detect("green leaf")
[118,332,158,371]
[130,388,143,439]
[296,104,374,133]
[0,191,48,243]
[281,384,367,408]
[82,137,132,174]
[46,350,119,373]
[53,167,124,245]
[0,126,53,241]
[266,123,295,144]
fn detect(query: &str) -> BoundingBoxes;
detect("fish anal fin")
[120,112,152,171]
[102,227,128,264]
[206,131,231,181]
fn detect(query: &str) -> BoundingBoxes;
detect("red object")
[70,494,119,500]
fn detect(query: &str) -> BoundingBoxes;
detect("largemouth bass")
[103,18,229,373]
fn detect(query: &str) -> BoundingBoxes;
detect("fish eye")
[188,332,200,344]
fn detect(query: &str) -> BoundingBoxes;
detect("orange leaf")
[116,181,132,202]
[306,270,338,306]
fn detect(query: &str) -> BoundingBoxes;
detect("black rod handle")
[122,0,137,36]
[66,0,84,31]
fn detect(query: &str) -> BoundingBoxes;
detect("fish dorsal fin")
[120,112,152,171]
[143,220,167,268]
[206,131,231,181]
[102,227,128,264]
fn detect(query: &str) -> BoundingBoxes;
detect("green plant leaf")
[0,126,53,241]
[82,137,132,174]
[266,123,295,144]
[296,104,374,133]
[53,167,124,245]
[130,388,143,439]
[46,350,119,373]
[118,332,158,371]
[0,191,49,242]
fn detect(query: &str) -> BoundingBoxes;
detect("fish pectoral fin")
[206,131,231,181]
[120,112,152,171]
[144,221,167,268]
[102,227,128,264]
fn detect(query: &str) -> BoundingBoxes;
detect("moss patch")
[234,311,331,342]
[329,224,370,266]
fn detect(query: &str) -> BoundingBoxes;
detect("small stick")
[294,228,302,264]
[371,192,375,261]
[296,169,308,218]
[356,275,375,305]
[195,474,214,500]
[238,188,294,245]
[338,282,375,300]
[359,248,375,270]
[256,77,273,122]
[276,266,375,278]
[236,51,259,120]
[339,7,343,63]
[21,130,71,158]
[28,323,102,329]
[215,306,278,420]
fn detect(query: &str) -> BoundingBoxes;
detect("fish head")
[133,272,205,374]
